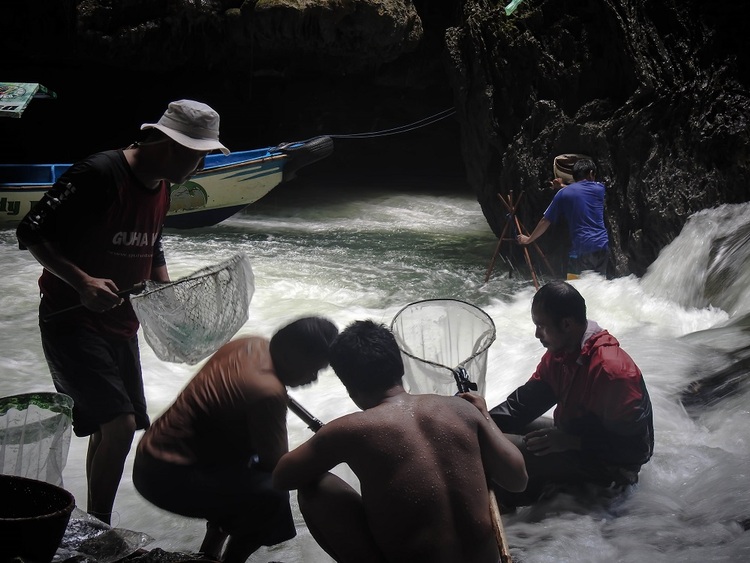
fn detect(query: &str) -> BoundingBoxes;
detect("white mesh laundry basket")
[0,392,73,487]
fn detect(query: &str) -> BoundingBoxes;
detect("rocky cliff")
[3,0,748,276]
[445,0,750,276]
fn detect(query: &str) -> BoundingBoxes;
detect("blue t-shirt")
[543,180,608,256]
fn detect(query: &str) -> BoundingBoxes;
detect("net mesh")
[390,299,496,397]
[0,392,73,487]
[130,253,255,365]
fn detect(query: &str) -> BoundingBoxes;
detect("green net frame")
[0,392,73,487]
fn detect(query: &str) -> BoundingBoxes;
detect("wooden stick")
[453,369,512,561]
[513,214,540,290]
[484,219,512,283]
[489,489,513,563]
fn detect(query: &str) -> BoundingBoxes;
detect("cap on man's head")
[141,99,230,155]
[553,153,592,185]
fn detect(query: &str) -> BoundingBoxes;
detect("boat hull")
[164,153,285,228]
[0,136,333,230]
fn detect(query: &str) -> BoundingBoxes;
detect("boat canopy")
[0,82,57,118]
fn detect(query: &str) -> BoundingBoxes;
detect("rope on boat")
[324,107,456,140]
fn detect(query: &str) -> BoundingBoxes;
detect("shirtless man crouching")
[273,320,527,563]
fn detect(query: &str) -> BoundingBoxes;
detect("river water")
[2,180,749,562]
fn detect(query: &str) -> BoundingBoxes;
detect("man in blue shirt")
[517,158,610,278]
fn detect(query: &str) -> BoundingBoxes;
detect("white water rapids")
[2,182,749,562]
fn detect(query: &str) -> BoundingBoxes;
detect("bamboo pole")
[490,489,513,563]
[486,190,558,286]
[484,218,513,283]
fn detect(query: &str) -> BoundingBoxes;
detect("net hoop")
[130,253,255,365]
[390,298,496,397]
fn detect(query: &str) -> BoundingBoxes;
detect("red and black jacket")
[490,330,654,470]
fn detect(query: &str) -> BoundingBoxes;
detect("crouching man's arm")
[273,420,345,490]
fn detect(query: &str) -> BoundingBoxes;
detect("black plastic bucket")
[0,474,76,563]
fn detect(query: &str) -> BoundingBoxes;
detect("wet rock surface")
[445,0,750,276]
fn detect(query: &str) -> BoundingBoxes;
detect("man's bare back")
[335,392,501,562]
[276,390,525,562]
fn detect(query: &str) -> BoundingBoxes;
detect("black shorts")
[133,451,296,546]
[39,305,149,437]
[568,247,610,278]
[493,419,631,509]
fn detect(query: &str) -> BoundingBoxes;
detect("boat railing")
[0,163,72,186]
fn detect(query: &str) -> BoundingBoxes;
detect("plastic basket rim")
[0,474,76,522]
[0,392,74,415]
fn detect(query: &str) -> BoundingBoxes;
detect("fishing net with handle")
[130,253,255,365]
[390,298,496,397]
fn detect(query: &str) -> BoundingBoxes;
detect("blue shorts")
[39,302,149,437]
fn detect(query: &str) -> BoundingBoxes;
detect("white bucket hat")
[141,99,230,155]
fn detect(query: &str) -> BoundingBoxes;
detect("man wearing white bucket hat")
[17,99,229,525]
[140,99,230,156]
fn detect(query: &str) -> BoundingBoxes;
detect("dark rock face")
[2,0,464,191]
[71,0,423,74]
[445,0,750,276]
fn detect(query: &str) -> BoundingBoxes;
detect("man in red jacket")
[486,280,653,509]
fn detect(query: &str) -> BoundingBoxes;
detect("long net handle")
[43,282,146,322]
[453,368,512,562]
[288,395,324,433]
[489,488,512,563]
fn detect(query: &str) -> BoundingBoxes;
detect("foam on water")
[2,187,749,561]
